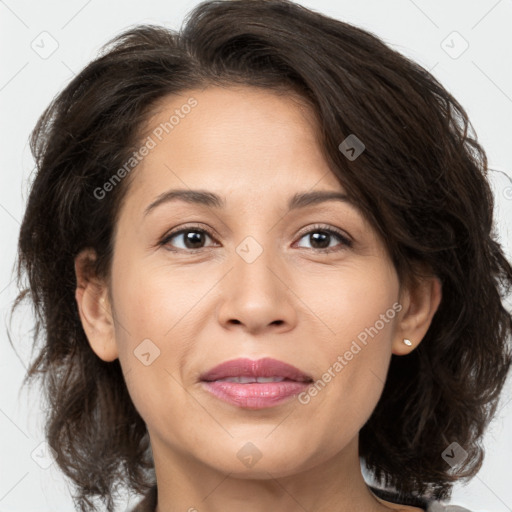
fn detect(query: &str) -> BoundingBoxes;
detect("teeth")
[217,376,287,383]
[256,376,285,383]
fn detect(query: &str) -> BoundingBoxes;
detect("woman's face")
[84,85,416,479]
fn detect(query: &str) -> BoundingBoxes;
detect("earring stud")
[403,338,413,346]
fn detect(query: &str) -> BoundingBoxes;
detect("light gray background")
[1,1,511,511]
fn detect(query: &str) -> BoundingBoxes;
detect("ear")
[74,248,118,362]
[392,270,442,355]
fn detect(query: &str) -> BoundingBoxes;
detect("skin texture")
[75,86,442,512]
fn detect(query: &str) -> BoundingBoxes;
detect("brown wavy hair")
[11,0,512,510]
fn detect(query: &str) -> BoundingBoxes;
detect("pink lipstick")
[199,357,313,409]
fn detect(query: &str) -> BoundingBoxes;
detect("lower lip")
[201,380,311,409]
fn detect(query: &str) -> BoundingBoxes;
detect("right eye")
[159,225,218,252]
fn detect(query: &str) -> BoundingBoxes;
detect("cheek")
[108,258,208,427]
[299,259,399,416]
[299,255,399,346]
[111,253,204,344]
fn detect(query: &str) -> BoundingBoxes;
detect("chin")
[200,446,317,480]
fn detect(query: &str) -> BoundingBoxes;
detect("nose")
[215,241,297,335]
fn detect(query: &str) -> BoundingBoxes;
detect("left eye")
[160,225,351,253]
[295,227,351,252]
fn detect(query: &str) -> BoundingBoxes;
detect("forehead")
[146,86,322,158]
[123,85,345,208]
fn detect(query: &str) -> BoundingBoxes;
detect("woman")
[12,0,512,511]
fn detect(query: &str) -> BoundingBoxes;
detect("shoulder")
[369,485,474,512]
[427,503,474,512]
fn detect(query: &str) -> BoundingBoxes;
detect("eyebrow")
[143,188,354,217]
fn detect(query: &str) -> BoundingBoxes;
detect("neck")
[151,435,399,512]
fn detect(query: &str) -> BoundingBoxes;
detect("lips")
[199,357,313,383]
[199,358,314,409]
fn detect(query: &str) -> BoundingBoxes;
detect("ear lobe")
[74,248,118,362]
[392,273,442,356]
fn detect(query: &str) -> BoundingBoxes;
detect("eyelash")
[159,223,352,254]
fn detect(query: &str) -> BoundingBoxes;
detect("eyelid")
[294,223,353,249]
[159,222,353,252]
[159,223,218,250]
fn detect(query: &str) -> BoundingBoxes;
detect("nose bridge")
[232,232,280,294]
[215,229,296,332]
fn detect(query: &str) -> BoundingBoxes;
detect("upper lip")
[200,357,313,382]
